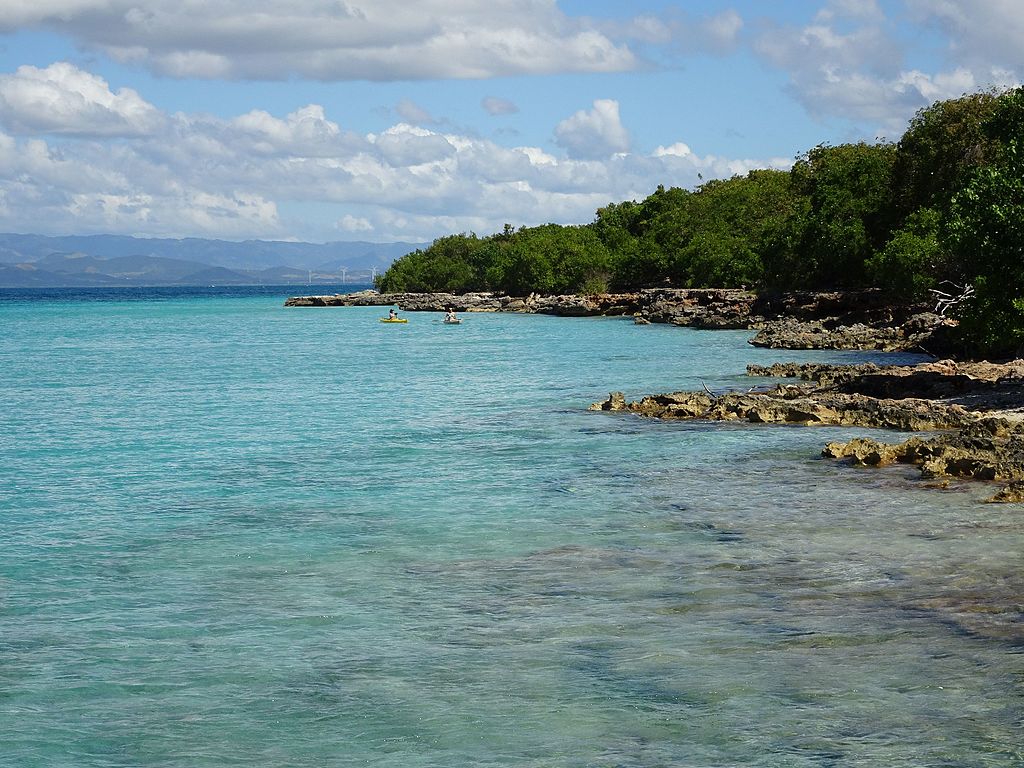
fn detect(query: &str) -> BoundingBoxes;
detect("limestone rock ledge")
[747,358,1024,411]
[589,387,972,431]
[748,312,953,352]
[823,419,1024,502]
[591,358,1024,502]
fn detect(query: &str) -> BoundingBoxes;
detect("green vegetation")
[946,88,1024,358]
[377,87,1024,358]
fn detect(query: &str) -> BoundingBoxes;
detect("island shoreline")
[287,288,1023,501]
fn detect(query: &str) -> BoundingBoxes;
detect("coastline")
[591,359,1024,503]
[287,288,1023,501]
[285,287,953,350]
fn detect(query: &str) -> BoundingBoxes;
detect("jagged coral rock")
[986,481,1024,503]
[594,358,1024,502]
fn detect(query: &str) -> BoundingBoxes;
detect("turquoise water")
[1,288,1022,767]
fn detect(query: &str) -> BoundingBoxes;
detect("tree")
[867,207,944,301]
[486,224,612,295]
[946,87,1024,358]
[766,142,896,288]
[675,170,800,288]
[892,91,1002,218]
[376,233,482,292]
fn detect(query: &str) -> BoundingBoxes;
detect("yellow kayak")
[379,317,408,323]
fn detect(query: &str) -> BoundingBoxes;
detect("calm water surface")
[1,286,1021,767]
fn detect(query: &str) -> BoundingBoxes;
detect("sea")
[1,285,1021,767]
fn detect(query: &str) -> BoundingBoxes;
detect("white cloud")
[614,9,742,55]
[0,0,639,81]
[815,0,885,23]
[701,9,744,52]
[372,124,457,167]
[337,214,372,233]
[908,0,1024,77]
[0,62,165,137]
[482,97,519,116]
[554,99,631,160]
[754,18,901,80]
[395,99,437,126]
[753,1,1022,133]
[230,104,364,157]
[752,11,937,131]
[653,142,692,158]
[0,64,790,243]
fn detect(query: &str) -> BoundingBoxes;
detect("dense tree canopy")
[377,86,1024,358]
[377,224,613,296]
[892,91,1002,217]
[764,142,896,289]
[946,88,1024,357]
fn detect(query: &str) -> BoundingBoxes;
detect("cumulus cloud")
[0,0,639,81]
[230,104,365,157]
[908,0,1024,76]
[554,99,631,160]
[653,142,692,158]
[372,124,456,168]
[609,8,742,55]
[752,7,943,132]
[0,62,791,242]
[753,0,1022,132]
[337,214,372,233]
[0,62,165,137]
[482,97,519,116]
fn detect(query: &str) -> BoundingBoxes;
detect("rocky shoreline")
[285,287,955,353]
[288,287,1022,501]
[591,359,1024,502]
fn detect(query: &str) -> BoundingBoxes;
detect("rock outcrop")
[747,311,954,352]
[284,290,507,311]
[590,387,973,432]
[747,358,1024,415]
[823,418,1024,502]
[592,358,1024,502]
[634,288,758,328]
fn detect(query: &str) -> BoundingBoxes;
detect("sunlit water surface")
[1,287,1021,767]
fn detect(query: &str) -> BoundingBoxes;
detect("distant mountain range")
[0,233,426,287]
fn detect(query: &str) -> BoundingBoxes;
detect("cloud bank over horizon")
[0,0,1020,242]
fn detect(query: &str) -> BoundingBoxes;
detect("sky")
[0,0,1019,244]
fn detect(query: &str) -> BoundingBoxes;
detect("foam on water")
[1,288,1021,767]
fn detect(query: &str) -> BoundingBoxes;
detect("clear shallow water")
[1,286,1021,767]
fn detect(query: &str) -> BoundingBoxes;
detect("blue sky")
[0,0,1019,243]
